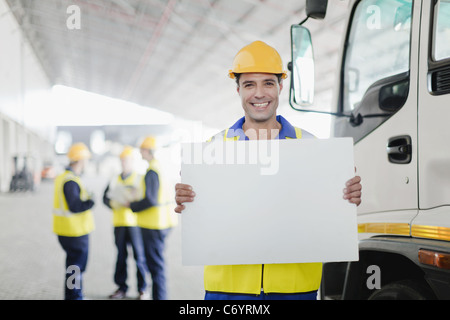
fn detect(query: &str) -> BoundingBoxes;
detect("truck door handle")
[387,135,412,164]
[387,144,411,155]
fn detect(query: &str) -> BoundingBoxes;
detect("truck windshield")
[342,0,412,113]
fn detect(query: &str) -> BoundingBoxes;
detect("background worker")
[174,41,362,300]
[53,142,95,300]
[103,146,148,300]
[128,136,177,300]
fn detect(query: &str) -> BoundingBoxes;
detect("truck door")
[333,0,420,222]
[413,0,450,236]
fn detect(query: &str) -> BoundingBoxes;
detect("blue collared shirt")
[224,115,315,140]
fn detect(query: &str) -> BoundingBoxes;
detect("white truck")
[290,0,450,299]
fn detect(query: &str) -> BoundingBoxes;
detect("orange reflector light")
[418,249,450,270]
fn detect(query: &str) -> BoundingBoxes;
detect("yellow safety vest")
[53,170,94,237]
[204,118,323,294]
[136,159,178,230]
[109,172,140,227]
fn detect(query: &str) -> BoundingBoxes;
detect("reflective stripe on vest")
[53,170,94,237]
[136,159,178,230]
[109,172,141,227]
[203,125,323,295]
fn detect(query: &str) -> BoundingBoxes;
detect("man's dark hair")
[234,73,284,86]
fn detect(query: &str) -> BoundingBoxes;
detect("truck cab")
[291,0,450,299]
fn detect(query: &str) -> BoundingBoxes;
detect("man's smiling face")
[237,73,283,123]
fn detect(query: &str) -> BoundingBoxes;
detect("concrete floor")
[0,174,204,300]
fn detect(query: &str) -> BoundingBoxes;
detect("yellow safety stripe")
[358,222,450,241]
[358,223,410,236]
[411,225,450,242]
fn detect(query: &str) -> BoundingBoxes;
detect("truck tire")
[368,280,434,300]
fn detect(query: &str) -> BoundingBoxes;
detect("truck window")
[342,0,412,115]
[433,0,450,61]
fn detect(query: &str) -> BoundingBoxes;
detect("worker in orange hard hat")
[103,146,149,300]
[53,142,95,300]
[127,136,177,300]
[175,40,362,300]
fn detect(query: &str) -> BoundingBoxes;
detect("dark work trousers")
[113,226,148,293]
[58,234,89,300]
[140,228,171,300]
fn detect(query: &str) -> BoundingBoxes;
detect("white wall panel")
[0,0,54,192]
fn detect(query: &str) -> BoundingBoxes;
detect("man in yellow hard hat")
[53,142,95,300]
[103,146,148,300]
[175,41,362,300]
[128,136,177,300]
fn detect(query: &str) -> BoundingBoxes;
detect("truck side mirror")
[306,0,328,20]
[379,78,409,112]
[290,25,315,106]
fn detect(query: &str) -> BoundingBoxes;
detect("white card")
[181,138,358,266]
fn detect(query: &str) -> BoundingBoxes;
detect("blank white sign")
[181,138,358,266]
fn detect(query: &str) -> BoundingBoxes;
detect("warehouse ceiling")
[5,0,349,130]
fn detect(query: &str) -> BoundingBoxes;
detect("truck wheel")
[368,280,434,300]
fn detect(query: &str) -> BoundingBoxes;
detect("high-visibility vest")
[108,172,140,227]
[53,170,94,237]
[204,117,323,295]
[136,159,178,230]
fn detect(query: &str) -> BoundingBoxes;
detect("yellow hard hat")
[140,136,157,150]
[120,146,134,159]
[228,41,288,80]
[67,142,91,162]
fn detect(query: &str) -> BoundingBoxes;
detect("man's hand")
[175,183,196,213]
[343,175,362,206]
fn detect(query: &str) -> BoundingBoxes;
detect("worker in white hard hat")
[174,41,362,300]
[103,146,149,300]
[128,136,177,300]
[53,142,95,300]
